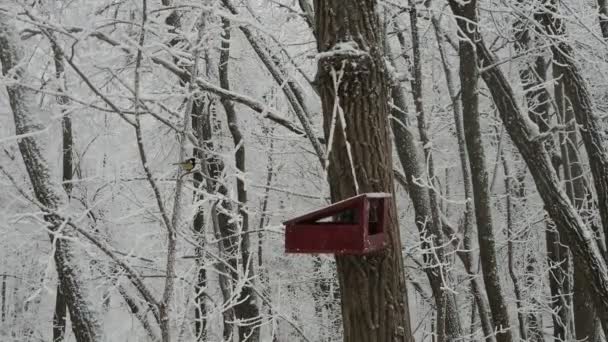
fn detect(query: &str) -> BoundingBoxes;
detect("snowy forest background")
[2,0,608,341]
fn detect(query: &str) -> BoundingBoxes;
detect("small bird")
[172,157,196,171]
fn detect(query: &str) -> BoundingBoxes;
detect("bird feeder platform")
[283,193,390,255]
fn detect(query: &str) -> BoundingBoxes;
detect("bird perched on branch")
[172,158,196,171]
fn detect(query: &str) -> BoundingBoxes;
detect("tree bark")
[314,1,414,341]
[0,15,102,342]
[448,2,514,341]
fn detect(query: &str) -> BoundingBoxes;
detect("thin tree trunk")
[448,2,514,341]
[555,55,601,342]
[315,1,414,341]
[0,15,102,342]
[431,16,495,342]
[257,128,275,339]
[538,0,608,256]
[406,4,460,337]
[512,11,568,340]
[192,93,208,340]
[501,155,528,341]
[389,7,463,339]
[536,1,608,337]
[1,274,5,323]
[50,32,72,342]
[598,0,608,39]
[196,93,238,340]
[218,18,260,342]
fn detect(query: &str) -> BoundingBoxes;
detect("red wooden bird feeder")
[283,193,390,255]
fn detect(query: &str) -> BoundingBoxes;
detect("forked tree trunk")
[314,1,414,341]
[448,2,514,341]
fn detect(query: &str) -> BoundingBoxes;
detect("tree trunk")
[537,2,608,337]
[388,11,462,342]
[1,274,5,323]
[406,6,463,339]
[0,15,102,342]
[314,1,414,341]
[512,11,570,340]
[192,93,208,341]
[218,18,260,342]
[538,0,608,257]
[50,33,72,342]
[471,24,608,335]
[448,2,514,341]
[431,16,496,341]
[502,155,526,340]
[598,0,608,39]
[555,43,601,342]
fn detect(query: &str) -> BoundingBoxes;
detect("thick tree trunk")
[314,1,414,341]
[0,16,102,342]
[448,2,514,341]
